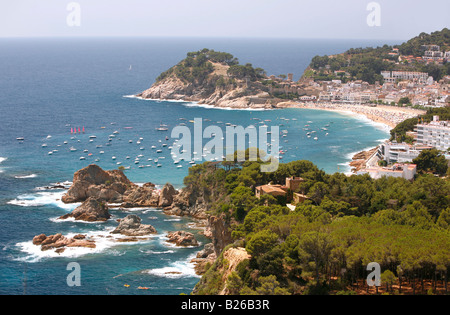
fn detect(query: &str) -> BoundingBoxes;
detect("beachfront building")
[378,141,432,164]
[357,163,417,180]
[415,116,450,152]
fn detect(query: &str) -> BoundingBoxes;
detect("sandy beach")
[278,102,426,130]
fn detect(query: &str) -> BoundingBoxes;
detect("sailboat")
[156,122,168,131]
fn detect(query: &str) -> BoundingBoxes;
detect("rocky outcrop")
[219,247,251,295]
[62,164,134,204]
[135,51,280,110]
[158,183,177,207]
[350,147,379,173]
[111,214,157,236]
[59,197,110,222]
[32,233,96,253]
[206,215,233,256]
[166,231,199,247]
[192,246,251,295]
[163,189,209,219]
[191,243,217,275]
[121,186,159,208]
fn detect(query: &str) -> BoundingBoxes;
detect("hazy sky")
[1,0,449,40]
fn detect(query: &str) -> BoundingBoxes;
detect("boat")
[70,147,77,152]
[156,164,162,167]
[89,135,96,139]
[16,137,24,141]
[42,144,48,148]
[156,149,162,153]
[112,156,116,160]
[156,122,169,131]
[80,157,86,160]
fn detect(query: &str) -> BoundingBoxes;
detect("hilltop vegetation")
[188,154,450,295]
[155,48,266,85]
[305,28,450,83]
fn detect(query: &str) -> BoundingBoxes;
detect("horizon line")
[0,34,407,43]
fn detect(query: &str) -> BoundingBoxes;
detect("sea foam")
[7,191,79,211]
[14,174,38,179]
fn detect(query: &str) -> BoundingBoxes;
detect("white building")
[381,71,429,84]
[415,116,450,152]
[379,142,419,163]
[357,164,417,180]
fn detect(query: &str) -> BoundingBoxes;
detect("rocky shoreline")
[349,147,379,173]
[30,164,227,275]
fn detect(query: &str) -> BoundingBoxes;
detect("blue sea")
[0,37,394,295]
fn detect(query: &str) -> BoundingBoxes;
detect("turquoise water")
[0,38,390,295]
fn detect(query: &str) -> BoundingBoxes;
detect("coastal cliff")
[136,49,279,109]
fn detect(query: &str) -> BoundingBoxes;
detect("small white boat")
[48,151,53,155]
[156,149,162,153]
[157,164,162,167]
[42,144,48,148]
[112,156,116,160]
[80,157,86,160]
[70,147,77,152]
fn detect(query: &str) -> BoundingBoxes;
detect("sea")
[0,37,396,295]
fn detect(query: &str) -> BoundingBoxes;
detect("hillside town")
[266,45,450,109]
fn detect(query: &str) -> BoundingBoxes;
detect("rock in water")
[32,233,96,252]
[62,164,134,203]
[111,214,157,236]
[59,197,110,222]
[166,231,199,247]
[121,186,158,208]
[158,183,177,207]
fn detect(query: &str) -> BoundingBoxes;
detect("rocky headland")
[31,164,234,275]
[136,49,282,110]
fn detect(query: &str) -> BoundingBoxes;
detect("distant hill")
[303,28,450,84]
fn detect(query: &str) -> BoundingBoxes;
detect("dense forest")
[188,153,450,295]
[305,28,450,83]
